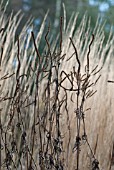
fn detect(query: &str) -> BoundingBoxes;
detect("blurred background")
[2,0,114,42]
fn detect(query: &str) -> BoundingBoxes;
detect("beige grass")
[0,2,114,170]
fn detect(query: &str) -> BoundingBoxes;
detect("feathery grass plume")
[58,14,114,170]
[0,1,114,170]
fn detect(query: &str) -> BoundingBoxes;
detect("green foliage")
[4,0,114,37]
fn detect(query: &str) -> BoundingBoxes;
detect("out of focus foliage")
[3,0,114,41]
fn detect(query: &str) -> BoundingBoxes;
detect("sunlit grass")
[0,2,114,170]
